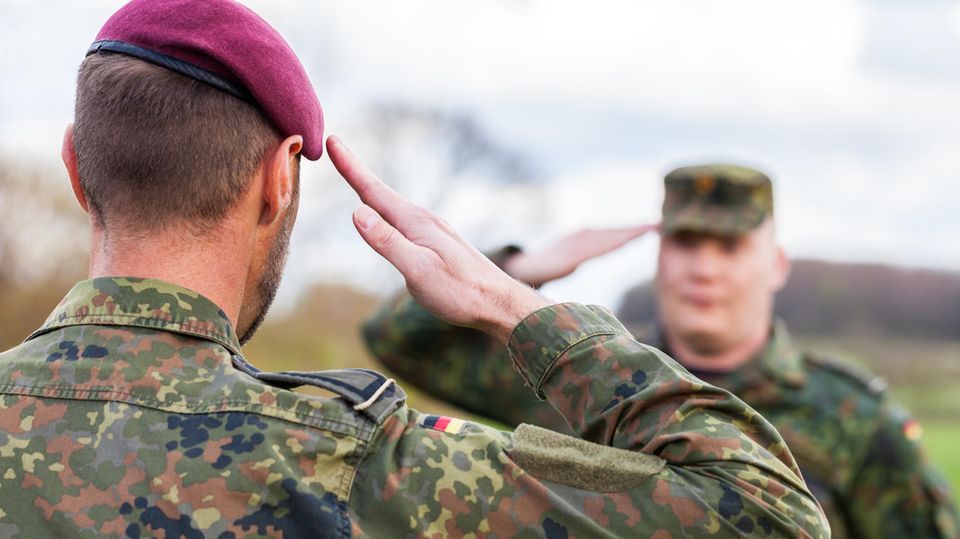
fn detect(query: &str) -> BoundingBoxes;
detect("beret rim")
[92,0,325,160]
[87,40,255,104]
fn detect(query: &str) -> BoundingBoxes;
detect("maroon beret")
[88,0,324,160]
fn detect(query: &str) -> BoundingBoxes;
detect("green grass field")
[923,420,960,496]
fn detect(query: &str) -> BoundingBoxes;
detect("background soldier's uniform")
[0,277,827,537]
[365,302,959,538]
[363,165,960,539]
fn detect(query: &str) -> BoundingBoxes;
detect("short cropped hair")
[73,53,281,234]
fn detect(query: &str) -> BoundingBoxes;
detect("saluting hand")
[327,136,550,343]
[503,224,658,288]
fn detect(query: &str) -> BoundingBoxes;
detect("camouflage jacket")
[0,277,827,538]
[363,292,960,539]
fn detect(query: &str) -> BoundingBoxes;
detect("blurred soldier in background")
[365,163,960,538]
[0,1,830,537]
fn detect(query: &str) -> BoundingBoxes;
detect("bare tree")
[360,103,536,210]
[287,103,544,294]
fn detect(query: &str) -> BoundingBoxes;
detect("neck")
[88,224,252,326]
[663,321,770,372]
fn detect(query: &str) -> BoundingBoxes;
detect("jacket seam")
[534,330,620,394]
[0,382,367,437]
[338,440,365,504]
[37,315,234,347]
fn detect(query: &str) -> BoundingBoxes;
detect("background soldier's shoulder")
[803,352,888,398]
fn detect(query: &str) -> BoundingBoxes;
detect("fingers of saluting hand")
[329,135,539,335]
[329,136,450,280]
[625,223,659,237]
[327,136,422,234]
[590,223,659,249]
[605,223,659,246]
[352,204,431,277]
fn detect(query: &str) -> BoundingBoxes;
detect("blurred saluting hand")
[503,224,658,288]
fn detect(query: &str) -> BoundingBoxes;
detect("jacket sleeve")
[843,405,960,538]
[350,303,829,538]
[362,290,569,432]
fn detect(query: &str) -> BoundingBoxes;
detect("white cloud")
[279,0,868,121]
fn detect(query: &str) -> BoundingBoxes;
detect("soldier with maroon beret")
[0,1,828,537]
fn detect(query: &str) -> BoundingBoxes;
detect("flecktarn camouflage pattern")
[0,277,376,538]
[364,291,960,539]
[683,324,960,539]
[0,277,828,537]
[662,163,774,236]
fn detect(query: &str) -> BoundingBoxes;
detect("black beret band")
[87,40,255,104]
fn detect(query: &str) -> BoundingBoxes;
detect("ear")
[260,135,303,225]
[771,245,791,292]
[62,124,89,214]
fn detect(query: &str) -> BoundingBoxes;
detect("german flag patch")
[419,415,466,435]
[903,419,923,442]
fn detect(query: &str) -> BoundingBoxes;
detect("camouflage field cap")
[661,164,773,236]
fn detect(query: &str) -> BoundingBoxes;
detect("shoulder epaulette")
[803,353,888,396]
[231,354,406,424]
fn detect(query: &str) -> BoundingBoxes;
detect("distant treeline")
[618,259,960,339]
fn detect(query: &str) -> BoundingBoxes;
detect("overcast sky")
[2,0,959,309]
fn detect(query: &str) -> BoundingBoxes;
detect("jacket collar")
[28,276,241,355]
[756,319,806,388]
[644,319,807,391]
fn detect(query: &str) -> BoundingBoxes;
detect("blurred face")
[655,219,789,355]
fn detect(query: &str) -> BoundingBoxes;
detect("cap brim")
[662,201,766,237]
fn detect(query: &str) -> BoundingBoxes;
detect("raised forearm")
[509,303,824,532]
[363,291,567,430]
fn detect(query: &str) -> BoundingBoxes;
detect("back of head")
[74,52,280,235]
[74,0,325,237]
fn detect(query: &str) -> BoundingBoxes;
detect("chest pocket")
[231,354,405,424]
